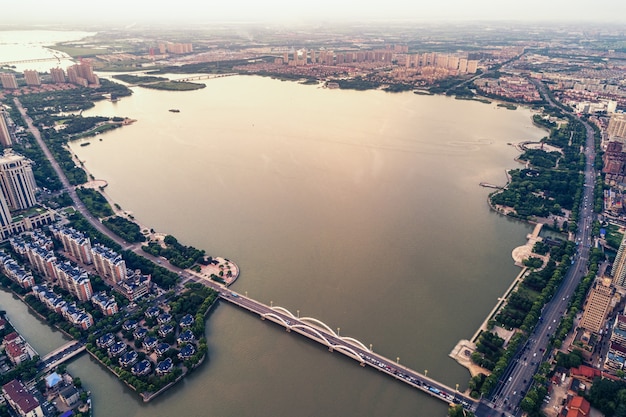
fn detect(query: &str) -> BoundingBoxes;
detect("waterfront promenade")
[449,223,543,375]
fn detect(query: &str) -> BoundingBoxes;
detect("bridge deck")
[219,291,477,412]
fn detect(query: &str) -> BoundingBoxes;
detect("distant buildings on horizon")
[278,47,479,75]
[0,61,99,90]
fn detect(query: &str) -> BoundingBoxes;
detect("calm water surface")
[1,31,547,417]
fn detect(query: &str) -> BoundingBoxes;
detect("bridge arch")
[340,337,370,352]
[299,317,338,336]
[262,312,292,327]
[291,325,332,348]
[270,312,370,352]
[271,306,297,319]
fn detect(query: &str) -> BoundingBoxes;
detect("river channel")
[1,32,548,416]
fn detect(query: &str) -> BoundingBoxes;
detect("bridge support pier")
[360,362,365,367]
[328,347,333,352]
[286,328,290,332]
[260,316,265,320]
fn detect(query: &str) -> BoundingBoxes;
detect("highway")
[476,82,598,417]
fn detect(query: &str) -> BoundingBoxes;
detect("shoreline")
[449,137,550,377]
[67,144,240,287]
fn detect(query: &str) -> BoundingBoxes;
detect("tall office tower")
[0,149,37,211]
[0,73,18,89]
[580,277,615,333]
[310,50,316,64]
[23,70,41,86]
[283,52,289,64]
[467,60,479,74]
[608,113,626,140]
[50,67,66,83]
[612,235,626,287]
[0,110,12,147]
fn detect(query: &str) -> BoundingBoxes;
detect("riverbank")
[450,137,553,376]
[68,146,240,286]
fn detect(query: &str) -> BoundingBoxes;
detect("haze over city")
[1,0,626,414]
[3,0,626,25]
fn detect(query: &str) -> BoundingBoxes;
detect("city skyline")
[4,0,626,25]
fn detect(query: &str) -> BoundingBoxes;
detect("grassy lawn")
[48,45,111,57]
[605,223,624,250]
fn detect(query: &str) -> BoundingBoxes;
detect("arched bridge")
[219,291,477,413]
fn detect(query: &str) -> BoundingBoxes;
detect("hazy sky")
[5,0,626,24]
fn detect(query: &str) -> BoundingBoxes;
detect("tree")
[448,404,474,417]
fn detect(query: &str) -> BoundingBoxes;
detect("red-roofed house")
[5,341,29,365]
[565,395,590,417]
[3,331,21,344]
[570,365,620,383]
[1,379,43,417]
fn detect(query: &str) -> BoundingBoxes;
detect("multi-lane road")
[476,86,598,417]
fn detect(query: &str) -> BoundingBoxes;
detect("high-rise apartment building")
[49,67,66,83]
[54,261,93,302]
[467,60,479,74]
[66,62,98,87]
[608,113,626,140]
[447,56,460,71]
[162,42,193,54]
[580,277,615,333]
[0,193,13,231]
[0,73,18,89]
[612,235,626,287]
[0,110,12,147]
[26,244,57,280]
[458,58,469,74]
[49,225,93,264]
[91,243,127,283]
[0,149,38,211]
[23,70,41,86]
